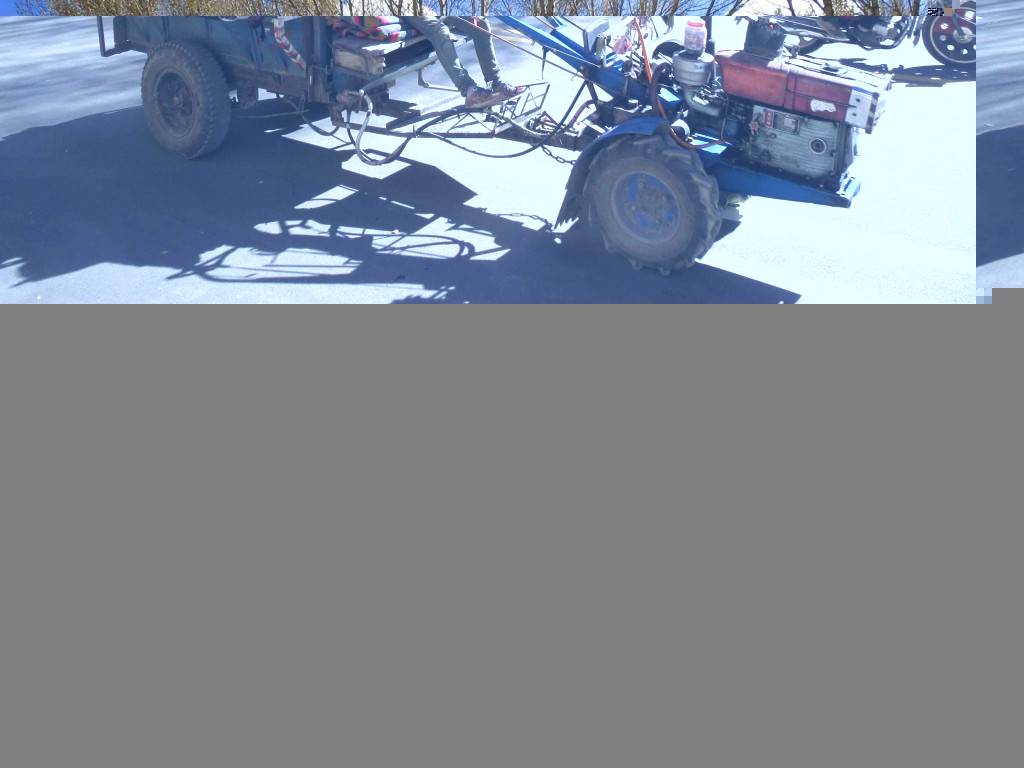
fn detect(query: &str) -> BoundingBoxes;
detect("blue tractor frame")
[497,16,860,212]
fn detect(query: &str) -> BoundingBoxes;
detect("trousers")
[404,16,503,95]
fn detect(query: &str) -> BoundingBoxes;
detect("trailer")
[98,15,893,275]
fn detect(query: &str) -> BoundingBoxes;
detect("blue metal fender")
[557,118,673,225]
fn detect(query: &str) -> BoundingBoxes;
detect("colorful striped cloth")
[329,16,417,43]
[352,16,401,29]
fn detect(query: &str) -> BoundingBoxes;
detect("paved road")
[1,17,975,303]
[976,0,1024,289]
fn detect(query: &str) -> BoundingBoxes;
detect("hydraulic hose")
[416,80,589,161]
[344,91,417,166]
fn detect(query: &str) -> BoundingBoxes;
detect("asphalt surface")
[1,16,975,303]
[976,0,1024,288]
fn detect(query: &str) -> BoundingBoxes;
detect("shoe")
[490,81,527,100]
[463,85,507,110]
[464,83,525,110]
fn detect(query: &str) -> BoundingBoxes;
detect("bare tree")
[802,0,923,12]
[18,0,755,14]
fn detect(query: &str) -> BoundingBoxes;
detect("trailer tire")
[583,136,722,275]
[141,41,231,159]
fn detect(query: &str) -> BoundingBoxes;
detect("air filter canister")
[673,51,715,88]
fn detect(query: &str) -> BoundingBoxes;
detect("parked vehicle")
[787,2,976,68]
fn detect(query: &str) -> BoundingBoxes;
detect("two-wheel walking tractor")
[98,15,893,275]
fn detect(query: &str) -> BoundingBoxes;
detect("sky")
[0,0,19,14]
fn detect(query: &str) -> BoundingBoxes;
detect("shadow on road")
[824,57,975,87]
[0,102,800,303]
[977,125,1024,267]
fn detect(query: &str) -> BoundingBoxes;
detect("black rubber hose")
[649,61,673,118]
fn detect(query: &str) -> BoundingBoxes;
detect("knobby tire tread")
[141,41,232,159]
[584,136,723,274]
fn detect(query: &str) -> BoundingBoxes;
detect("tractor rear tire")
[583,136,723,275]
[141,41,232,159]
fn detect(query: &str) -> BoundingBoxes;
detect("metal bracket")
[582,18,610,60]
[418,67,459,93]
[96,16,127,58]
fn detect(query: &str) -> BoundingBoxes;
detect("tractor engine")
[660,35,892,189]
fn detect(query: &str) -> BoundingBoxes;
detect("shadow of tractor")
[0,101,800,304]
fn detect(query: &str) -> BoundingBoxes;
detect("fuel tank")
[715,51,893,134]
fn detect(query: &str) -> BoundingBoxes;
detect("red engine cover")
[715,51,892,134]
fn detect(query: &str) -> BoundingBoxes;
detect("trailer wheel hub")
[156,73,195,136]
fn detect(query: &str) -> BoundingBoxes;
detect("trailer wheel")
[583,136,722,275]
[141,41,231,159]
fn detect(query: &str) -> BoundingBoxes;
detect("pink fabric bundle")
[330,16,415,43]
[352,16,401,29]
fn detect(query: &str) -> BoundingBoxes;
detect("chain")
[541,145,576,166]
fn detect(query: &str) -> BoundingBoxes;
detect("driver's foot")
[490,81,527,100]
[464,83,525,110]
